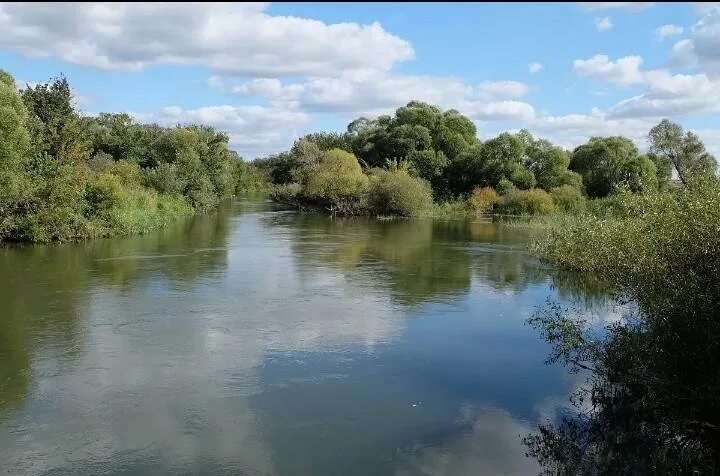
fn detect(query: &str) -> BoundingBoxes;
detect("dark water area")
[0,199,614,475]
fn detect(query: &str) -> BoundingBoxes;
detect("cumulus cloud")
[211,71,534,120]
[608,71,720,118]
[528,62,543,74]
[655,24,684,38]
[573,54,644,85]
[595,16,614,31]
[573,53,720,119]
[578,2,655,11]
[668,39,698,67]
[0,3,414,76]
[133,104,312,158]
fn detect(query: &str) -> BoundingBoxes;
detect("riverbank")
[0,70,264,244]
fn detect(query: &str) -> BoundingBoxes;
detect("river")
[0,198,611,475]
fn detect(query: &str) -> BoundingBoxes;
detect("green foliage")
[549,184,585,212]
[496,177,516,195]
[303,148,368,202]
[0,69,32,236]
[497,188,557,215]
[570,136,658,197]
[528,181,720,473]
[21,75,91,162]
[0,70,235,243]
[367,168,433,217]
[467,186,499,216]
[649,119,717,187]
[232,158,267,194]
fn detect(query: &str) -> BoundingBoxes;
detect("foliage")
[366,167,433,217]
[550,185,586,212]
[649,119,717,187]
[467,186,499,216]
[570,137,658,197]
[527,181,720,473]
[303,148,368,202]
[0,70,254,243]
[496,188,557,215]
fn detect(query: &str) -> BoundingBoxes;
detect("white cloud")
[692,2,720,14]
[528,62,544,73]
[668,39,698,67]
[212,71,533,120]
[573,54,644,85]
[655,24,684,38]
[574,52,720,119]
[463,100,537,121]
[133,104,312,158]
[579,2,655,11]
[0,3,414,76]
[595,16,615,31]
[608,70,720,118]
[690,7,720,70]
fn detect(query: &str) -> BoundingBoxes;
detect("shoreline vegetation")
[256,100,715,225]
[0,70,265,244]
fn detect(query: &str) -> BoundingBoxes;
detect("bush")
[269,182,303,206]
[142,162,187,196]
[497,188,557,215]
[367,168,433,217]
[496,178,516,195]
[303,148,368,202]
[467,186,499,216]
[85,173,124,216]
[550,185,585,212]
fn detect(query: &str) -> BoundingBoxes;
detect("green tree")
[21,75,90,162]
[571,137,656,197]
[649,119,717,186]
[0,70,32,237]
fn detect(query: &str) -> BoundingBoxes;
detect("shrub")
[496,177,516,195]
[106,160,141,186]
[85,173,124,216]
[303,148,368,202]
[270,182,303,206]
[467,186,499,216]
[142,162,187,196]
[497,188,557,215]
[550,185,585,212]
[367,168,433,217]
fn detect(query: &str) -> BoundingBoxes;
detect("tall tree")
[648,119,717,186]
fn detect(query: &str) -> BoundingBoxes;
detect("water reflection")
[0,199,612,474]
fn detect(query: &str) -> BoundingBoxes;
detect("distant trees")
[260,102,718,216]
[0,70,261,243]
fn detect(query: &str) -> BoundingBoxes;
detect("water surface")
[0,199,609,475]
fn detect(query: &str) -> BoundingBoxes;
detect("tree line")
[0,70,263,242]
[257,100,717,216]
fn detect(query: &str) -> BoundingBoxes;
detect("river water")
[0,199,610,475]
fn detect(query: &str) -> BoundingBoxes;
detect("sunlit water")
[0,199,612,475]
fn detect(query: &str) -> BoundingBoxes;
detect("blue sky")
[1,2,720,158]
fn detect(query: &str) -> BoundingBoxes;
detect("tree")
[648,119,717,186]
[521,132,582,190]
[0,69,32,234]
[571,137,656,197]
[21,75,90,162]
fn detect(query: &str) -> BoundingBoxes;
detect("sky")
[2,2,720,159]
